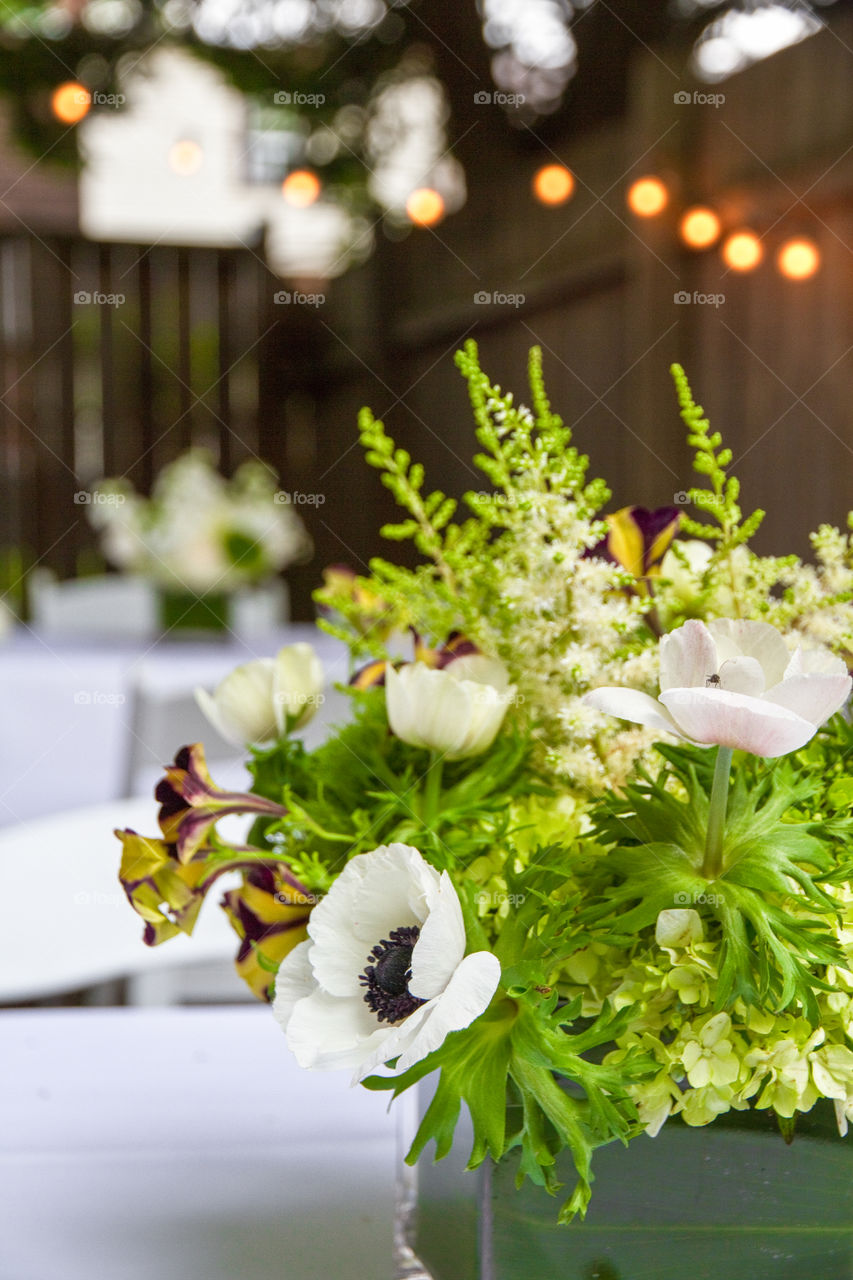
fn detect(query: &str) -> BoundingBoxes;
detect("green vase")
[399,1096,853,1280]
[158,590,230,637]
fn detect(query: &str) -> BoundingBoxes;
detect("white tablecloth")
[0,625,350,826]
[0,1007,399,1280]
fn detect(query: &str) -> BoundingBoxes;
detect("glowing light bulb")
[533,164,575,206]
[722,230,763,272]
[406,187,445,227]
[679,206,721,250]
[777,237,820,280]
[627,176,669,217]
[51,82,91,125]
[169,140,203,175]
[282,169,321,208]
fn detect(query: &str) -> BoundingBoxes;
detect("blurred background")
[1,0,851,623]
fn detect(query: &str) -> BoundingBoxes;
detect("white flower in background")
[583,618,851,758]
[273,843,501,1081]
[386,657,515,759]
[88,450,311,594]
[195,642,324,746]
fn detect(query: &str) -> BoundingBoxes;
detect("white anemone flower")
[195,642,324,746]
[273,843,501,1082]
[385,656,515,760]
[583,618,850,758]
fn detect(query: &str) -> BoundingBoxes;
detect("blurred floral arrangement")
[117,346,853,1221]
[89,449,311,595]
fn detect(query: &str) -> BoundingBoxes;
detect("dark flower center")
[359,925,426,1025]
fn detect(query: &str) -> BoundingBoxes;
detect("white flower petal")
[706,619,791,688]
[308,845,437,997]
[273,642,324,731]
[271,940,315,1028]
[583,687,690,740]
[660,687,816,756]
[285,987,390,1071]
[386,664,511,759]
[445,654,511,690]
[394,951,501,1073]
[195,658,278,746]
[718,656,765,697]
[762,671,851,728]
[659,620,718,694]
[408,871,466,1000]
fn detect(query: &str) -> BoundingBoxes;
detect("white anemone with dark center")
[273,843,501,1082]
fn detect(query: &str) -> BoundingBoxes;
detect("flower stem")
[702,745,733,880]
[422,752,444,829]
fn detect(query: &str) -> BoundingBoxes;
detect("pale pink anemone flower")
[583,618,851,758]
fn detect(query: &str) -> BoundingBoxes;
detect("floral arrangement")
[117,345,853,1222]
[89,449,311,594]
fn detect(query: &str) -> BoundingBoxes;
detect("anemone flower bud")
[385,657,515,760]
[195,643,324,747]
[273,642,325,732]
[583,618,851,758]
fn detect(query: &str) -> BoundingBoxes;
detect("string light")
[406,187,445,227]
[281,169,321,207]
[532,164,575,206]
[777,236,820,280]
[169,140,203,175]
[679,206,721,250]
[627,176,669,217]
[51,82,91,125]
[721,230,763,272]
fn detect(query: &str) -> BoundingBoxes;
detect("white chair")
[28,570,158,639]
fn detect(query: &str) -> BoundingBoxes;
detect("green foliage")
[581,741,849,1018]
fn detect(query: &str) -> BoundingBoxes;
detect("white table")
[0,1007,400,1280]
[0,625,350,826]
[0,796,253,1003]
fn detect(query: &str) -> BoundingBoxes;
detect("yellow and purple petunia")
[222,864,315,1001]
[585,505,681,586]
[155,743,287,863]
[350,630,484,690]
